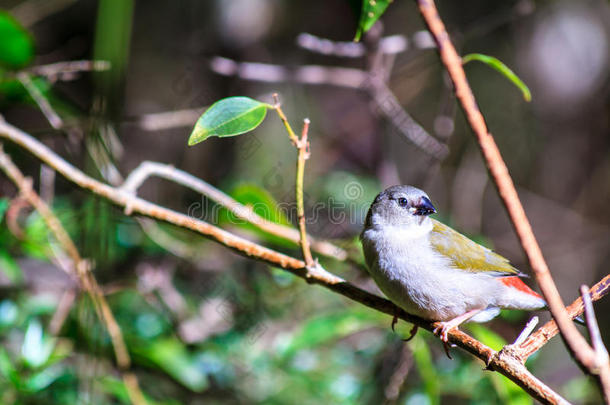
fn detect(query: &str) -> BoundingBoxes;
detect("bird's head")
[364,185,436,229]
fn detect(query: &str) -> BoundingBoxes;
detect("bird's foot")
[432,322,456,343]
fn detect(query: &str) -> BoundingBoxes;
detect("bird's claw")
[432,322,454,343]
[433,322,457,359]
[402,324,419,342]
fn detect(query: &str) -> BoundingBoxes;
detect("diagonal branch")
[0,117,570,404]
[416,0,610,398]
[0,144,146,405]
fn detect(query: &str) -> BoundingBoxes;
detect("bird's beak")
[414,196,436,216]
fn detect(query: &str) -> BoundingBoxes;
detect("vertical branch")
[0,145,147,405]
[272,94,315,267]
[415,0,601,378]
[295,118,314,267]
[581,285,610,402]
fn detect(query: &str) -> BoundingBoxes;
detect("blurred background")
[0,0,609,403]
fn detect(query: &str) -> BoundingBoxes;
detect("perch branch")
[0,117,571,404]
[416,0,609,393]
[0,144,146,405]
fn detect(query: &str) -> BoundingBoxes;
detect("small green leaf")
[354,0,392,42]
[188,96,270,146]
[0,11,34,69]
[136,338,209,392]
[462,53,531,102]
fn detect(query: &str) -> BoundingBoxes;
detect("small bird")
[360,185,545,345]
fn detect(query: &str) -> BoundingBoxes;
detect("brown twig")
[0,144,146,404]
[581,285,610,402]
[0,117,570,404]
[17,72,63,130]
[416,0,609,399]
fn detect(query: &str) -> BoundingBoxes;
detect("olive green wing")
[429,219,521,276]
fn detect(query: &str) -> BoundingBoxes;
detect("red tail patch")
[500,277,542,298]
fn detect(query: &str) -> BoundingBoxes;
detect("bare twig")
[512,316,539,347]
[367,79,449,159]
[0,144,146,405]
[133,107,206,131]
[297,32,408,57]
[48,288,77,335]
[26,60,111,81]
[518,274,610,359]
[121,161,347,260]
[581,285,610,402]
[294,118,314,267]
[0,118,571,404]
[17,72,63,130]
[416,0,609,398]
[383,345,413,404]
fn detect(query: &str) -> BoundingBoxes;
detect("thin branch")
[120,161,347,260]
[17,72,63,130]
[295,118,314,267]
[0,144,146,404]
[0,117,570,404]
[297,32,408,57]
[513,316,539,347]
[517,275,610,360]
[211,56,368,89]
[581,285,610,402]
[26,60,111,81]
[416,0,603,383]
[133,107,206,131]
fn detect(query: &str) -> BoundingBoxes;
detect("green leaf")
[354,0,392,42]
[24,364,65,392]
[0,11,34,69]
[462,53,531,102]
[188,96,270,146]
[135,338,209,392]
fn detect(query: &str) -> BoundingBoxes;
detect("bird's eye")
[398,197,408,207]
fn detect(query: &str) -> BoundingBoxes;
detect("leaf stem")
[272,93,299,145]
